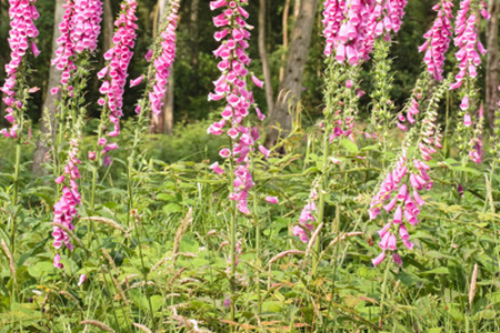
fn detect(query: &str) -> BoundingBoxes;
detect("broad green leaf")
[341,138,359,153]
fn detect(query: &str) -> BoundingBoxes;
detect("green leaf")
[420,267,449,275]
[262,301,282,313]
[341,139,359,154]
[163,203,182,214]
[157,193,177,201]
[450,166,481,176]
[28,261,55,279]
[361,144,379,152]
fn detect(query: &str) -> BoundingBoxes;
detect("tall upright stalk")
[312,129,329,276]
[10,139,22,255]
[227,138,237,326]
[251,155,262,314]
[379,259,392,329]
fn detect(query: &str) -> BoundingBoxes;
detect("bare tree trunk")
[259,0,274,116]
[279,0,291,83]
[103,0,114,51]
[32,0,65,175]
[164,70,174,135]
[265,0,319,146]
[486,0,499,128]
[190,0,200,68]
[293,0,301,18]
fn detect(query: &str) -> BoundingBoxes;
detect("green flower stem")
[379,258,392,329]
[250,154,262,314]
[312,127,330,276]
[228,138,237,327]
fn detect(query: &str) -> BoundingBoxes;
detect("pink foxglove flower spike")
[419,0,453,82]
[148,0,181,115]
[95,0,138,162]
[51,0,103,254]
[0,0,40,139]
[207,0,265,215]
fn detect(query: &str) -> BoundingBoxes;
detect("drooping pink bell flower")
[463,113,472,127]
[460,95,469,111]
[78,274,87,286]
[265,196,279,204]
[372,251,386,267]
[54,254,64,269]
[210,162,224,175]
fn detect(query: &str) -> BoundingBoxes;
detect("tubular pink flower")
[148,0,180,115]
[78,274,87,286]
[463,113,472,127]
[372,251,386,267]
[0,0,40,138]
[210,162,224,175]
[53,254,64,269]
[468,104,484,164]
[419,0,453,81]
[265,196,279,204]
[208,0,264,215]
[392,252,402,266]
[295,190,319,242]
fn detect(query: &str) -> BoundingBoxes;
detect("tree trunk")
[279,0,291,83]
[32,0,65,175]
[164,70,174,135]
[190,0,200,68]
[486,0,499,128]
[103,0,114,51]
[265,0,319,146]
[293,0,301,18]
[258,0,274,116]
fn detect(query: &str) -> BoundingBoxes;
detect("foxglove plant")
[208,0,265,321]
[293,189,319,242]
[451,0,489,164]
[1,0,40,139]
[51,0,103,253]
[418,0,453,82]
[1,0,40,265]
[207,0,265,214]
[468,104,484,164]
[371,75,450,267]
[366,0,407,151]
[148,0,180,115]
[93,0,138,164]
